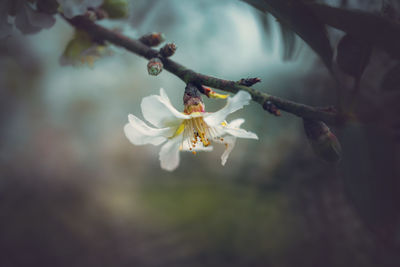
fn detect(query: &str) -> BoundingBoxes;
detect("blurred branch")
[307,3,400,60]
[66,16,340,125]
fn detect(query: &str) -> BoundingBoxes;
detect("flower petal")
[141,88,190,128]
[220,136,236,166]
[204,91,251,126]
[181,138,213,152]
[159,136,182,171]
[227,118,245,128]
[224,127,258,140]
[124,114,175,146]
[159,87,170,101]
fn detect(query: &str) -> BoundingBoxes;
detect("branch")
[307,3,400,61]
[66,16,340,125]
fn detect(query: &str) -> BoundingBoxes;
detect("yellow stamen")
[209,92,229,99]
[171,122,185,138]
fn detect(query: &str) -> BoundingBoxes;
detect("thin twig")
[66,16,341,125]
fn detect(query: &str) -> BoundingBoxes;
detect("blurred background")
[0,0,399,266]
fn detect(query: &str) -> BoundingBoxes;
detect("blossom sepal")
[201,86,228,99]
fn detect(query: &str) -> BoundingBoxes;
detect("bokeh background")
[1,0,399,266]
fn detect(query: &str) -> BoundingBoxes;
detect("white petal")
[159,137,182,171]
[141,89,189,128]
[220,136,236,166]
[227,118,245,128]
[159,88,169,101]
[124,114,175,146]
[204,91,251,126]
[225,128,258,140]
[181,138,214,152]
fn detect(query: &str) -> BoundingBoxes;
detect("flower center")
[184,117,211,152]
[184,103,205,114]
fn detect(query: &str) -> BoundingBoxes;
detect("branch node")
[263,101,281,116]
[238,77,261,87]
[139,32,165,47]
[160,43,177,57]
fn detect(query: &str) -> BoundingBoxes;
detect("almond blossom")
[124,88,258,171]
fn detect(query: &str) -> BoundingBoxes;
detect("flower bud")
[101,0,129,19]
[147,58,163,76]
[139,32,165,47]
[263,100,281,116]
[303,119,342,163]
[183,83,205,114]
[160,43,177,57]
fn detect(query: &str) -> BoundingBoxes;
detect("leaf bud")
[101,0,129,19]
[160,43,177,57]
[303,119,342,163]
[147,58,163,76]
[139,32,165,47]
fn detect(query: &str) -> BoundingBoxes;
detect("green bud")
[147,58,163,76]
[61,31,93,62]
[101,0,129,19]
[303,119,342,163]
[60,30,111,67]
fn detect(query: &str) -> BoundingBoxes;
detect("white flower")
[57,0,104,19]
[124,88,258,171]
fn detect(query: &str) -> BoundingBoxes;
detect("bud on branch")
[139,32,165,47]
[147,58,163,76]
[160,43,177,57]
[303,119,342,163]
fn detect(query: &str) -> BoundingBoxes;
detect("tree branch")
[66,16,340,125]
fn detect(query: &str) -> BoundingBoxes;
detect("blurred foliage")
[242,0,333,69]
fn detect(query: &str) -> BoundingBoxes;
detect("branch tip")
[238,77,261,87]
